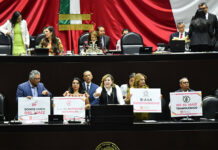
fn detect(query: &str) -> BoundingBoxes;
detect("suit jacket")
[189,19,213,46]
[16,81,52,102]
[100,35,110,49]
[168,32,188,48]
[82,82,99,105]
[208,13,218,45]
[175,88,194,92]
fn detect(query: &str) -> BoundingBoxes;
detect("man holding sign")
[16,70,52,102]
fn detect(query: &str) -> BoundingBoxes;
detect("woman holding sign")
[94,74,125,105]
[63,77,90,110]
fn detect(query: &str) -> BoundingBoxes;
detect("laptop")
[34,48,49,56]
[139,46,153,54]
[90,105,133,126]
[170,40,185,52]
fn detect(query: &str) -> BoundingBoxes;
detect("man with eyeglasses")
[176,77,194,92]
[198,2,218,49]
[16,70,51,102]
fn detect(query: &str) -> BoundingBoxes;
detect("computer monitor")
[34,48,49,56]
[140,46,153,54]
[170,40,185,52]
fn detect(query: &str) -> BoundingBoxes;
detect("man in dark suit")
[16,70,51,102]
[97,26,110,50]
[176,77,194,92]
[169,22,188,43]
[82,70,99,105]
[198,2,218,49]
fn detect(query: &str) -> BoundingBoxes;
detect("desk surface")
[0,52,218,62]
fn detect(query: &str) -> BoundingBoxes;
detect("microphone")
[10,112,38,124]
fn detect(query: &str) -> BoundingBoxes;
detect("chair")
[35,33,45,48]
[203,96,218,119]
[29,35,36,48]
[78,32,89,54]
[0,32,12,55]
[0,93,4,115]
[121,32,143,54]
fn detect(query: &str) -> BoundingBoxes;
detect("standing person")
[0,11,29,56]
[120,72,135,103]
[16,70,51,102]
[198,2,218,49]
[82,70,99,105]
[97,26,110,50]
[189,8,213,52]
[94,74,124,105]
[63,77,90,110]
[116,29,129,51]
[38,26,64,56]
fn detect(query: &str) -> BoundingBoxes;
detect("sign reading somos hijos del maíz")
[170,91,202,117]
[18,97,50,122]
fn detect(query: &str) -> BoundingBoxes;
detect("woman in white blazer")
[0,11,29,56]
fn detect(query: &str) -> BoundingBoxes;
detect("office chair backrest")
[203,96,218,119]
[0,93,4,115]
[0,32,12,55]
[121,32,143,54]
[35,33,45,48]
[29,35,36,48]
[78,32,89,54]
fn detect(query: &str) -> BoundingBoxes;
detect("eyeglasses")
[182,82,189,84]
[34,78,40,80]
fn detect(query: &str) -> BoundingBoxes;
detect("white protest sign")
[130,88,162,113]
[18,97,50,122]
[170,91,202,117]
[53,96,86,121]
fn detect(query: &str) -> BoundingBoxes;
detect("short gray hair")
[179,77,188,83]
[29,70,40,80]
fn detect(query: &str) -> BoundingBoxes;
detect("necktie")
[180,33,183,39]
[87,84,90,93]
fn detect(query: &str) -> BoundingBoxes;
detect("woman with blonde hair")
[126,73,149,120]
[94,74,124,104]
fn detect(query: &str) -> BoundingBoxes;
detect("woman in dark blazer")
[189,8,213,52]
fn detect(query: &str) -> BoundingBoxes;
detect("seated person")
[81,30,102,54]
[16,70,51,102]
[63,77,90,110]
[120,72,135,103]
[168,22,188,50]
[38,26,64,56]
[116,29,129,51]
[176,77,194,92]
[97,25,110,50]
[94,74,125,105]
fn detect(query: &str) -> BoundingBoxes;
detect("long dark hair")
[42,26,59,54]
[10,11,22,27]
[68,77,85,94]
[191,8,207,32]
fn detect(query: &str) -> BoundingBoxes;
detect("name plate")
[170,91,203,117]
[53,97,86,121]
[18,97,50,122]
[130,88,162,113]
